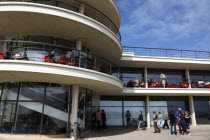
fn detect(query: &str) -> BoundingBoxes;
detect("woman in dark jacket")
[101,109,107,129]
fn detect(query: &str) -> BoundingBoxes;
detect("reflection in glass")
[100,107,122,126]
[42,105,68,135]
[100,101,122,106]
[15,102,42,134]
[1,82,19,100]
[194,101,210,124]
[19,82,45,101]
[124,101,145,106]
[124,107,145,125]
[149,106,168,126]
[0,101,16,133]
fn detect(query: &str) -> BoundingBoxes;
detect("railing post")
[94,56,97,70]
[165,50,168,57]
[180,50,183,58]
[109,64,112,75]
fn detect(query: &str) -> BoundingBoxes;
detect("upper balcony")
[0,1,122,61]
[0,0,121,39]
[121,46,210,70]
[0,40,123,94]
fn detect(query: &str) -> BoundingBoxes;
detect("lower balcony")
[0,40,123,94]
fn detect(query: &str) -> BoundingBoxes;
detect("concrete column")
[76,39,82,50]
[144,67,148,88]
[185,69,191,88]
[79,3,85,14]
[71,85,80,139]
[189,96,196,126]
[0,36,6,52]
[146,96,150,128]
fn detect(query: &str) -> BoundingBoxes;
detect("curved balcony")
[0,40,123,93]
[0,0,121,40]
[0,2,122,61]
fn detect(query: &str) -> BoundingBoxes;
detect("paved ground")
[85,125,210,140]
[0,125,210,140]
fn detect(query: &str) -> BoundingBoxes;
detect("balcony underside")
[0,60,123,94]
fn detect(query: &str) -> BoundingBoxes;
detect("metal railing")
[0,40,116,76]
[0,0,121,40]
[123,46,210,60]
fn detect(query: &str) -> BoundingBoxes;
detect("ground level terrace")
[92,95,210,127]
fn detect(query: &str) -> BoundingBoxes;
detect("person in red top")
[101,109,107,129]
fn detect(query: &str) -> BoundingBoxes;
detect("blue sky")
[115,0,210,51]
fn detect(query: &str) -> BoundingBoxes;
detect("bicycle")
[69,122,85,140]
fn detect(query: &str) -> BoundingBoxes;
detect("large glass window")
[148,69,185,87]
[14,102,42,134]
[1,82,19,101]
[0,82,81,136]
[194,96,210,124]
[0,101,16,133]
[119,68,144,87]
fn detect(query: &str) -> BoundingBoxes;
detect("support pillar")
[146,96,150,128]
[185,69,191,88]
[71,85,80,139]
[189,96,196,126]
[76,39,82,50]
[79,3,85,14]
[144,67,148,88]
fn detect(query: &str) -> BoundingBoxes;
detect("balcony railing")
[123,46,210,60]
[0,0,121,40]
[0,40,117,76]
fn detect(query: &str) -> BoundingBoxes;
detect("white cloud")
[116,0,210,50]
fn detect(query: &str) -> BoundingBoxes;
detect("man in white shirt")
[160,73,167,88]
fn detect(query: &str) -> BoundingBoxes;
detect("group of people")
[152,108,191,135]
[126,79,145,87]
[191,80,210,88]
[91,109,107,130]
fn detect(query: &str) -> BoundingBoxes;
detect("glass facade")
[194,96,210,124]
[0,82,92,135]
[149,96,188,125]
[99,96,146,126]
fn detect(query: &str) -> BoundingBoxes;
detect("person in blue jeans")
[169,110,177,135]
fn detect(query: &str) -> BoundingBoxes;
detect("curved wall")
[0,60,123,94]
[0,2,122,62]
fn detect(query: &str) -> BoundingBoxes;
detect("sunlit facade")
[0,0,209,138]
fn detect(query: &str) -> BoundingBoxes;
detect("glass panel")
[2,82,19,100]
[149,107,168,126]
[124,107,146,125]
[0,84,2,99]
[42,105,68,135]
[100,101,122,106]
[19,82,45,101]
[14,102,42,134]
[100,107,122,126]
[45,83,69,105]
[194,101,210,124]
[149,101,167,106]
[124,101,145,106]
[0,101,16,133]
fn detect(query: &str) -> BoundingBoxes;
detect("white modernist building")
[0,0,209,138]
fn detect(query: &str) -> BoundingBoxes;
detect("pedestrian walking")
[137,111,143,130]
[162,110,169,129]
[101,109,107,129]
[169,110,177,135]
[185,111,191,135]
[153,111,161,133]
[125,110,131,127]
[96,110,101,130]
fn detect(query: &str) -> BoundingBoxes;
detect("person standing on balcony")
[160,73,167,88]
[133,78,139,87]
